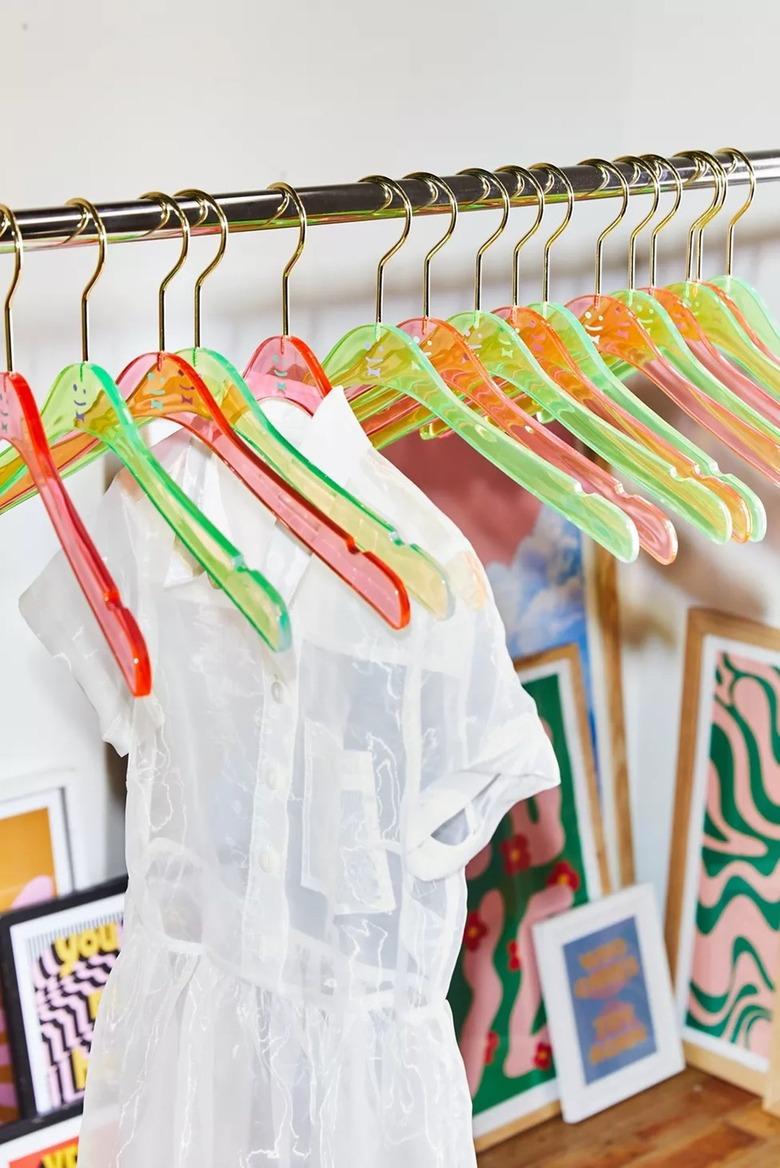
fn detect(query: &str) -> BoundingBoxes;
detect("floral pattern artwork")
[448,655,602,1122]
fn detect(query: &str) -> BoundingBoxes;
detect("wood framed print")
[0,774,76,1127]
[447,643,611,1151]
[534,884,684,1123]
[666,608,780,1097]
[0,1109,80,1168]
[0,878,126,1117]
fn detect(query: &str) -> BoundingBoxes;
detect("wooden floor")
[477,1069,780,1167]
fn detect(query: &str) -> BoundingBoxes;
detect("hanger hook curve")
[140,191,192,351]
[458,168,511,311]
[359,175,412,325]
[65,197,108,363]
[641,154,683,286]
[496,165,545,306]
[718,147,756,276]
[675,149,726,280]
[530,163,573,302]
[402,172,457,319]
[174,189,228,348]
[268,182,307,337]
[614,155,660,290]
[0,204,23,370]
[579,158,629,295]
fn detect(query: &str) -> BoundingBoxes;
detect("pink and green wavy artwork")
[687,649,780,1061]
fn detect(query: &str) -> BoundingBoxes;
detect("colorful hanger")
[0,197,293,651]
[327,174,641,563]
[0,203,151,695]
[444,166,738,544]
[565,157,780,487]
[664,149,780,400]
[391,169,677,564]
[510,162,762,544]
[702,147,780,379]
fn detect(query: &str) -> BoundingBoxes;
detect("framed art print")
[0,774,75,1127]
[0,1110,80,1168]
[0,878,126,1117]
[448,643,611,1150]
[534,884,683,1122]
[666,609,780,1097]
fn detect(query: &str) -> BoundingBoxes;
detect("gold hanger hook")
[530,163,573,302]
[0,204,23,370]
[718,147,756,276]
[140,191,191,351]
[175,188,228,347]
[268,182,307,337]
[614,155,660,290]
[65,197,107,363]
[675,149,726,280]
[496,165,545,307]
[642,154,683,286]
[579,158,629,296]
[403,172,457,319]
[458,168,510,311]
[359,175,412,325]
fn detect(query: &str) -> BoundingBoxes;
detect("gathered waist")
[126,896,446,1021]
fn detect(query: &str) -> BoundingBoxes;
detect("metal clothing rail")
[2,149,780,254]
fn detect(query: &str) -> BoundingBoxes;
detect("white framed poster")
[0,1111,80,1167]
[534,884,684,1122]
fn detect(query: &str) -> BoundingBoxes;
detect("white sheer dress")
[21,388,560,1167]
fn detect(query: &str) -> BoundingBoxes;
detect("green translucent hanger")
[704,147,780,376]
[323,175,640,562]
[665,149,780,400]
[491,162,763,542]
[566,157,780,490]
[12,198,291,651]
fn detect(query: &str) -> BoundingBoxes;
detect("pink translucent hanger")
[243,183,332,414]
[0,206,151,695]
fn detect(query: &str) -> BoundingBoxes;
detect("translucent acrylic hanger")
[623,154,780,430]
[565,158,780,487]
[389,169,676,564]
[443,167,736,545]
[0,197,292,651]
[326,174,641,563]
[0,204,151,695]
[702,147,780,386]
[664,149,780,399]
[483,162,761,543]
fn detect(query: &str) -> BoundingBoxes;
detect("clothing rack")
[3,149,780,254]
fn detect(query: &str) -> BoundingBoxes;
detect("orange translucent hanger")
[566,158,780,486]
[0,203,151,695]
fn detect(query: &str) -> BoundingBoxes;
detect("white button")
[266,769,283,792]
[271,679,284,703]
[260,849,277,874]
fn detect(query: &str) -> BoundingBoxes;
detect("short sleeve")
[19,472,146,757]
[405,583,560,882]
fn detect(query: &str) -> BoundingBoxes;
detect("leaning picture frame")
[0,1108,81,1168]
[447,642,611,1151]
[666,608,780,1097]
[534,883,684,1123]
[0,878,126,1118]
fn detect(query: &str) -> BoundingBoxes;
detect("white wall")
[1,0,778,905]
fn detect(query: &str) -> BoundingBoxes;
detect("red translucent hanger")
[0,205,151,695]
[3,193,410,630]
